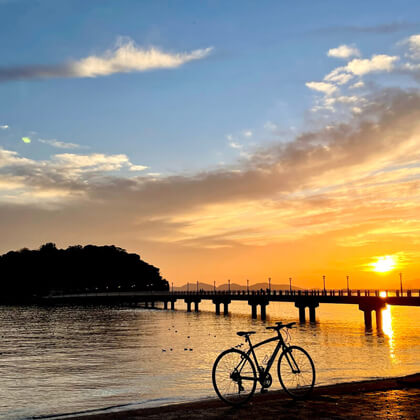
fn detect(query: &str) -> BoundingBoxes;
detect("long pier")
[45,288,420,328]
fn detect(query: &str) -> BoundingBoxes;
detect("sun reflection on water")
[382,305,393,338]
[381,304,395,361]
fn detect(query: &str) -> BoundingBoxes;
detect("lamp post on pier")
[323,275,326,293]
[228,279,231,293]
[268,277,271,292]
[196,280,199,293]
[400,272,403,295]
[187,282,189,293]
[214,280,216,293]
[346,276,349,294]
[171,282,173,293]
[247,279,249,293]
[289,277,292,293]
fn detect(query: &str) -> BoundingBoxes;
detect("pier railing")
[45,288,420,328]
[171,289,420,297]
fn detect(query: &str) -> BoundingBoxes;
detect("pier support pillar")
[375,309,382,329]
[260,303,267,321]
[223,302,229,315]
[359,302,386,329]
[194,300,200,312]
[170,300,175,310]
[298,306,306,322]
[150,301,155,309]
[186,301,192,312]
[214,301,220,315]
[145,301,149,308]
[163,301,168,310]
[309,306,316,322]
[248,298,269,320]
[364,309,372,328]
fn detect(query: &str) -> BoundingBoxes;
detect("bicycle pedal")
[260,388,268,394]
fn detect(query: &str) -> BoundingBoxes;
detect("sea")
[0,300,419,419]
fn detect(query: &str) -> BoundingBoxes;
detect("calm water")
[0,301,419,419]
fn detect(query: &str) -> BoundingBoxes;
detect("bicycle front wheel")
[277,345,315,399]
[212,348,257,406]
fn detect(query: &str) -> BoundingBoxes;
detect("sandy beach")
[60,373,420,419]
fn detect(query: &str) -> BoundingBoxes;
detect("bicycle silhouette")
[212,322,315,405]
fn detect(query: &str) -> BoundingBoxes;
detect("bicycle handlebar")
[266,322,296,331]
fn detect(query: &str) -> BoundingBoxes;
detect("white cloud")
[226,134,233,141]
[403,34,420,60]
[327,44,360,59]
[53,153,132,172]
[71,38,213,78]
[129,164,148,171]
[345,54,398,75]
[335,95,361,104]
[264,121,278,131]
[52,152,148,174]
[242,130,253,138]
[0,148,34,168]
[305,81,338,95]
[350,81,365,89]
[0,124,9,130]
[324,67,354,85]
[39,138,85,149]
[0,38,213,82]
[229,142,243,149]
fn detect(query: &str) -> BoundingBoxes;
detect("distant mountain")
[173,282,302,291]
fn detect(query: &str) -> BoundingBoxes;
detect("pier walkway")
[45,288,420,328]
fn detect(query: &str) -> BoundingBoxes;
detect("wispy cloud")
[39,138,86,149]
[0,37,213,83]
[0,124,9,130]
[315,21,420,35]
[1,35,420,286]
[1,86,420,287]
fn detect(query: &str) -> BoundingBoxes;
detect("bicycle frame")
[235,332,299,385]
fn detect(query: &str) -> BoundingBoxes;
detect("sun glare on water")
[370,255,397,273]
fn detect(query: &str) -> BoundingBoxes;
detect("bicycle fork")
[284,348,301,374]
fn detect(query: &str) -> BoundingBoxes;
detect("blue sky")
[1,1,420,287]
[1,0,419,173]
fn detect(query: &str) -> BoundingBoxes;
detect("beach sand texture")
[65,373,419,419]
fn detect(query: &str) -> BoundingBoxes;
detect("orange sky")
[1,49,420,290]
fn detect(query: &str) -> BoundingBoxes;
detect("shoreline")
[49,373,420,419]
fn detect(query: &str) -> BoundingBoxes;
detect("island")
[0,243,169,303]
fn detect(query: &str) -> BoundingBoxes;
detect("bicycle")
[212,321,315,406]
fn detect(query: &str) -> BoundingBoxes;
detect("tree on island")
[0,243,168,302]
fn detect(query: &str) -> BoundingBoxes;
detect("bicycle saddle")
[236,331,256,337]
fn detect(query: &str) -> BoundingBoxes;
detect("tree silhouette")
[0,243,168,302]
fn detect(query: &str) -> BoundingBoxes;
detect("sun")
[370,255,397,273]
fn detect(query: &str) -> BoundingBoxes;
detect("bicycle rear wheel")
[277,345,315,399]
[212,348,257,406]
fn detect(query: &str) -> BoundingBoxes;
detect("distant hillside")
[0,243,168,302]
[173,281,302,291]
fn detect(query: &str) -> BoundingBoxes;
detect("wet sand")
[63,373,420,419]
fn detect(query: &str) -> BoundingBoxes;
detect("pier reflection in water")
[0,302,418,419]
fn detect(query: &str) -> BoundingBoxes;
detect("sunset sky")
[1,0,420,289]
